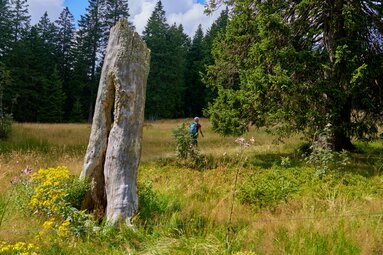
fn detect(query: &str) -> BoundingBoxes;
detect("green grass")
[1,120,383,254]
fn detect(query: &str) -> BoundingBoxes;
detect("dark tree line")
[0,0,228,122]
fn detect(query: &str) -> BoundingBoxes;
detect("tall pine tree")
[167,23,189,117]
[74,0,106,122]
[38,67,65,122]
[56,7,76,120]
[36,11,59,70]
[8,26,41,121]
[185,24,205,117]
[143,0,170,119]
[100,0,130,69]
[104,0,129,28]
[0,0,12,57]
[35,13,65,122]
[3,0,32,121]
[9,0,30,43]
[143,1,189,119]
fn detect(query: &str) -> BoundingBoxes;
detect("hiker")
[189,117,204,146]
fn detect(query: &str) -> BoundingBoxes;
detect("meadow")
[1,119,383,254]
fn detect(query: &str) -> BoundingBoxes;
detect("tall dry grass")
[1,120,383,254]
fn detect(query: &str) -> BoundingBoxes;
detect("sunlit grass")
[1,120,383,253]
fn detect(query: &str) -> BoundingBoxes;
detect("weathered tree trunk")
[80,19,150,225]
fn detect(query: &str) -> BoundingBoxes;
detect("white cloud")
[27,0,224,37]
[28,0,65,24]
[129,0,225,37]
[130,1,156,35]
[167,4,219,37]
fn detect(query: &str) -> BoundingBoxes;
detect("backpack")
[189,122,198,137]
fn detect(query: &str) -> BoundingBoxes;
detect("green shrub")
[173,122,192,160]
[66,178,90,210]
[305,125,351,177]
[306,147,350,177]
[172,123,215,170]
[238,169,305,209]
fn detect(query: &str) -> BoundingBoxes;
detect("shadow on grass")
[347,142,383,177]
[249,140,383,176]
[250,153,304,169]
[0,137,86,155]
[0,137,50,153]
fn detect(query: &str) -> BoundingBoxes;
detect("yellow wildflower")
[42,218,55,230]
[57,220,71,238]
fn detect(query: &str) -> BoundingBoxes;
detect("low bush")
[238,168,306,209]
[173,122,191,160]
[173,123,215,170]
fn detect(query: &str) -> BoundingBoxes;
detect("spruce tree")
[202,8,228,67]
[185,24,205,117]
[37,12,58,44]
[0,0,12,57]
[3,0,32,121]
[9,0,30,42]
[167,23,189,117]
[100,0,130,68]
[72,21,91,122]
[38,67,65,122]
[8,26,41,121]
[56,7,76,120]
[0,61,11,117]
[104,0,129,28]
[143,0,170,119]
[74,0,106,121]
[143,1,189,119]
[70,97,84,122]
[205,0,383,150]
[36,11,59,69]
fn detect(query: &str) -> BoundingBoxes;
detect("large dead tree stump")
[80,19,150,225]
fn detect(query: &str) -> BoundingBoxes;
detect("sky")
[27,0,225,36]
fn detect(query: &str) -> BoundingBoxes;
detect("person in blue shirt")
[189,117,204,146]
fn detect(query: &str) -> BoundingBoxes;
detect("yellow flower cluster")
[42,218,55,230]
[38,218,71,239]
[29,166,75,239]
[57,220,70,238]
[29,166,70,216]
[0,241,39,255]
[27,166,92,240]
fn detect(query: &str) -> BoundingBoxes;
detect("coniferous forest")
[0,0,228,123]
